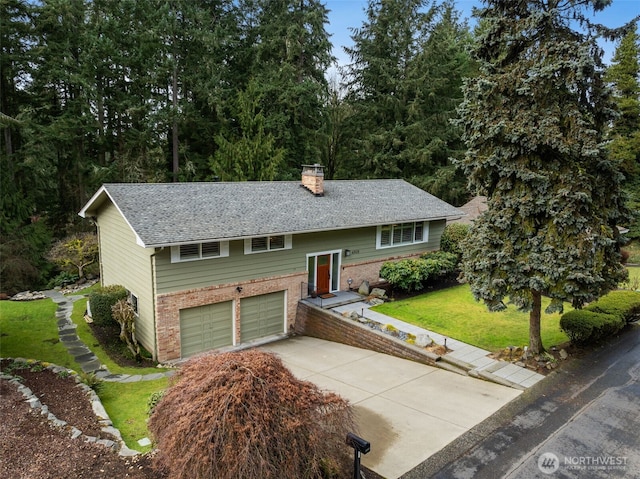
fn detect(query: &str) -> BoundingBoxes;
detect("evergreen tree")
[605,24,640,238]
[25,0,94,225]
[240,0,333,178]
[342,0,473,205]
[211,79,285,181]
[456,0,630,353]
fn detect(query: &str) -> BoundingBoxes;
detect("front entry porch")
[302,290,362,309]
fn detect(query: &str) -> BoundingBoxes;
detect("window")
[129,293,139,316]
[171,241,229,262]
[377,222,429,248]
[245,235,292,254]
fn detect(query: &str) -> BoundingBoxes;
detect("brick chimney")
[301,164,324,196]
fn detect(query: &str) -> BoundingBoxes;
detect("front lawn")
[0,299,80,369]
[372,284,569,352]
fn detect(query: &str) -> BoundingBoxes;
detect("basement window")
[171,241,229,262]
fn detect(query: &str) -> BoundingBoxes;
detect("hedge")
[585,290,640,324]
[559,310,624,344]
[560,290,640,344]
[88,285,128,326]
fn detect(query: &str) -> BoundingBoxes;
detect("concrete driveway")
[260,336,522,479]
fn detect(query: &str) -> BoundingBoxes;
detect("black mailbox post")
[346,432,370,479]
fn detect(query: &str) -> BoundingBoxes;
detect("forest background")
[1,0,638,295]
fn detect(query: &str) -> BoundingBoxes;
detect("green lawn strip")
[624,265,640,286]
[98,378,168,452]
[373,284,569,352]
[71,297,168,375]
[624,241,640,264]
[0,298,81,370]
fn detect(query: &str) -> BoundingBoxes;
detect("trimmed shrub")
[559,290,640,344]
[380,251,458,292]
[88,285,128,326]
[420,251,458,274]
[380,259,426,291]
[440,223,470,257]
[560,310,623,344]
[148,350,354,479]
[585,290,640,324]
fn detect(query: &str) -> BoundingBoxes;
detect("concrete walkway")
[45,290,174,383]
[332,301,546,390]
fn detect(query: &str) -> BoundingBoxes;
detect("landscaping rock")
[415,334,433,348]
[367,298,385,307]
[370,288,387,299]
[358,280,370,296]
[559,349,568,360]
[11,291,47,301]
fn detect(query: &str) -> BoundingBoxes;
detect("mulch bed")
[87,322,157,368]
[0,359,165,479]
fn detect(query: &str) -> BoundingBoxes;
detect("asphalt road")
[402,323,640,479]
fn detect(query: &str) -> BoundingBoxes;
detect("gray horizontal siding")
[154,220,446,294]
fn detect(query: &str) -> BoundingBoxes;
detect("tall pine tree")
[605,24,640,238]
[457,0,630,353]
[342,0,473,205]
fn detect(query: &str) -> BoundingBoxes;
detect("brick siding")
[155,272,306,361]
[295,302,438,367]
[339,252,425,291]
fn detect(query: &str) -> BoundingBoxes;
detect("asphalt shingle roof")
[80,180,463,247]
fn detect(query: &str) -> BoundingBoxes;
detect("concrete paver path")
[45,290,174,383]
[332,301,546,389]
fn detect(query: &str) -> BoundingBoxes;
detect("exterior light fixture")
[347,278,353,290]
[345,249,351,257]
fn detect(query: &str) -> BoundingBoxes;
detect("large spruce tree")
[457,0,630,353]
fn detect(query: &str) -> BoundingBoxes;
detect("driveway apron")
[261,336,522,479]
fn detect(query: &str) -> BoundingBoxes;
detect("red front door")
[316,254,331,294]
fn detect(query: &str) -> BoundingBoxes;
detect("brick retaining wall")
[295,302,439,367]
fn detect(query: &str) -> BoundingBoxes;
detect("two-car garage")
[179,291,286,358]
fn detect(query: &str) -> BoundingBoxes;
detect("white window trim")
[170,241,229,263]
[376,221,430,249]
[129,292,139,317]
[244,235,292,254]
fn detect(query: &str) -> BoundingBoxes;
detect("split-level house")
[79,165,462,361]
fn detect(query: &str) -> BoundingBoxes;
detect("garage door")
[240,291,285,343]
[180,301,233,358]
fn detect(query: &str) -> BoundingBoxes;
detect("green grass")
[624,240,640,264]
[99,378,169,452]
[0,299,80,369]
[1,293,170,452]
[372,284,569,351]
[622,265,640,288]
